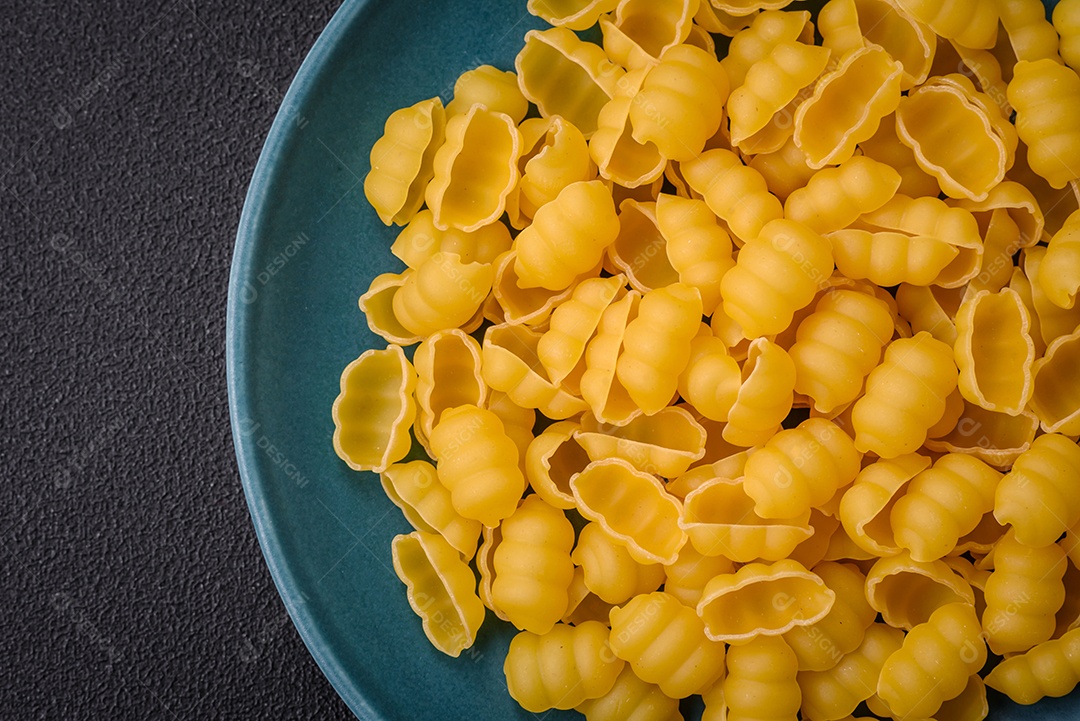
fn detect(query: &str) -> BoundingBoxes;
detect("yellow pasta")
[571,458,686,565]
[537,274,624,387]
[723,635,802,721]
[1056,0,1080,71]
[392,252,494,337]
[827,228,959,287]
[720,10,811,89]
[927,401,1041,472]
[789,289,894,415]
[857,115,941,198]
[893,0,999,49]
[391,531,485,657]
[575,407,707,478]
[510,115,595,226]
[721,219,833,339]
[616,282,702,415]
[381,461,482,559]
[723,338,797,448]
[748,135,817,202]
[656,194,734,315]
[332,345,417,473]
[526,0,619,31]
[818,0,936,90]
[662,543,736,609]
[581,290,641,425]
[798,622,904,721]
[516,179,620,291]
[742,418,862,520]
[838,453,930,556]
[784,562,878,673]
[850,332,959,458]
[697,559,836,642]
[515,28,623,137]
[630,44,729,162]
[1023,246,1080,348]
[492,495,575,634]
[983,528,1067,655]
[599,0,697,69]
[985,625,1080,705]
[1031,329,1080,434]
[575,663,681,721]
[590,68,666,190]
[572,522,665,605]
[490,250,594,328]
[412,329,485,450]
[429,404,525,527]
[482,323,588,419]
[895,282,962,346]
[363,96,446,226]
[784,156,901,234]
[504,621,624,712]
[954,288,1036,415]
[995,433,1080,548]
[1007,59,1080,189]
[358,271,422,346]
[876,602,987,719]
[677,334,742,422]
[390,209,512,269]
[794,46,902,168]
[445,65,529,122]
[889,454,1002,564]
[681,148,785,245]
[524,420,588,510]
[1039,209,1080,310]
[864,552,976,630]
[608,200,680,293]
[486,392,537,466]
[997,0,1061,63]
[680,476,813,562]
[609,591,727,699]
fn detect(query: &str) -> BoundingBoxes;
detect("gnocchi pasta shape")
[798,622,904,721]
[381,461,482,559]
[575,407,707,478]
[723,338,797,448]
[681,148,784,245]
[412,329,486,448]
[444,65,529,123]
[995,433,1080,548]
[1008,59,1080,189]
[392,252,494,337]
[954,288,1036,415]
[1030,329,1080,434]
[783,562,878,673]
[784,155,901,234]
[656,193,734,315]
[572,522,665,605]
[864,552,976,630]
[723,635,802,721]
[985,625,1080,705]
[363,97,446,226]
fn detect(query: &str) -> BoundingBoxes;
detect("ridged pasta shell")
[924,398,1040,469]
[607,200,679,293]
[864,551,975,630]
[412,329,486,448]
[525,420,590,510]
[381,461,482,559]
[954,288,1036,415]
[363,97,446,226]
[482,322,588,419]
[358,271,423,346]
[599,0,698,70]
[574,406,707,478]
[1031,328,1080,434]
[838,453,931,557]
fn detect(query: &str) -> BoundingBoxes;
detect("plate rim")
[225,0,375,718]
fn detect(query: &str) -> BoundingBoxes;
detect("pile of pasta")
[333,0,1080,718]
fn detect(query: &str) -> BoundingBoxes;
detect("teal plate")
[227,1,1077,719]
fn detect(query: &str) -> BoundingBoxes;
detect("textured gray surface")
[1,1,355,717]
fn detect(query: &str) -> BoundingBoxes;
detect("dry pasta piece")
[574,407,707,478]
[723,338,796,448]
[748,135,817,202]
[526,0,619,30]
[1056,0,1080,71]
[1009,140,1080,239]
[667,447,751,499]
[504,621,624,712]
[721,219,833,339]
[515,179,620,291]
[743,418,862,520]
[510,115,595,226]
[562,567,617,626]
[524,420,589,510]
[485,392,535,474]
[516,28,623,137]
[616,282,702,415]
[1023,246,1080,348]
[412,329,485,448]
[358,271,422,346]
[390,210,512,269]
[1039,209,1080,310]
[492,495,575,634]
[983,528,1067,654]
[680,477,813,562]
[784,562,878,673]
[581,290,641,425]
[491,250,598,328]
[445,66,529,123]
[607,200,679,293]
[482,323,589,419]
[794,46,902,168]
[720,10,811,89]
[789,289,894,415]
[590,68,667,190]
[572,522,665,605]
[630,44,729,162]
[995,433,1080,548]
[954,288,1036,415]
[694,1,755,36]
[827,228,959,287]
[571,457,686,564]
[896,75,1017,202]
[392,252,494,337]
[893,0,999,49]
[599,0,698,70]
[963,207,1023,297]
[538,274,624,386]
[877,602,987,719]
[575,663,681,721]
[819,0,936,90]
[363,97,446,226]
[381,461,482,559]
[864,552,976,630]
[332,345,416,473]
[997,0,1061,63]
[677,334,742,422]
[609,591,726,699]
[839,453,931,556]
[663,543,736,609]
[927,397,1040,468]
[656,194,734,315]
[727,41,831,151]
[723,635,801,721]
[895,283,962,345]
[1031,330,1080,434]
[985,625,1080,704]
[857,115,941,198]
[697,559,836,642]
[681,148,784,245]
[850,332,959,458]
[425,105,520,232]
[789,510,842,570]
[784,156,901,234]
[890,454,1003,563]
[1007,59,1080,189]
[391,531,485,657]
[798,622,904,721]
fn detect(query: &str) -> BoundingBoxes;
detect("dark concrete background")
[1,0,357,717]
